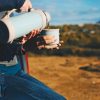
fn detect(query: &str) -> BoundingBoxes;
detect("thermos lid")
[44,11,51,22]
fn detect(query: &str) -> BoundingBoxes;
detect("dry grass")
[28,56,100,100]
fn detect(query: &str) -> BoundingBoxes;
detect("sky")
[31,0,100,25]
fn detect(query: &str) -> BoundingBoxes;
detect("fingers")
[20,29,40,44]
[36,36,55,45]
[45,44,60,49]
[37,41,63,50]
[37,40,62,49]
[31,30,40,37]
[42,35,56,44]
[20,0,32,12]
[25,29,40,40]
[43,35,54,40]
[60,40,64,44]
[38,44,60,50]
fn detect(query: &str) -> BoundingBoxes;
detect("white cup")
[40,29,60,45]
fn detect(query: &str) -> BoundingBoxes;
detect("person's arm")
[0,0,32,12]
[22,32,62,51]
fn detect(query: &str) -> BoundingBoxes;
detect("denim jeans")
[0,71,66,100]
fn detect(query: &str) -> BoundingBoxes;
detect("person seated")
[0,0,66,100]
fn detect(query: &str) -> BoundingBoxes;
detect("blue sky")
[31,0,100,25]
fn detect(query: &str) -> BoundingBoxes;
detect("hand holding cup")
[37,29,63,49]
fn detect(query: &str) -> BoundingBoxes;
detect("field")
[28,56,100,100]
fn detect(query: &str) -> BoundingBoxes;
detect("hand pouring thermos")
[0,9,51,43]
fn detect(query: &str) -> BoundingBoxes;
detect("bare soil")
[28,56,100,100]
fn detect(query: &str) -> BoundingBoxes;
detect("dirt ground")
[28,56,100,100]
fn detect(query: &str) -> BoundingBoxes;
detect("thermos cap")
[44,11,51,22]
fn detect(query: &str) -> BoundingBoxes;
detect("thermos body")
[0,9,51,43]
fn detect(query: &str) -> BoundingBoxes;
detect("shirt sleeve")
[0,0,25,12]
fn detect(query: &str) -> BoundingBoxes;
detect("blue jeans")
[0,71,66,100]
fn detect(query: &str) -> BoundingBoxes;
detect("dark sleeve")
[0,0,25,12]
[0,42,22,61]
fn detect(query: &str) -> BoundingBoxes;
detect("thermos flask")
[0,9,51,43]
